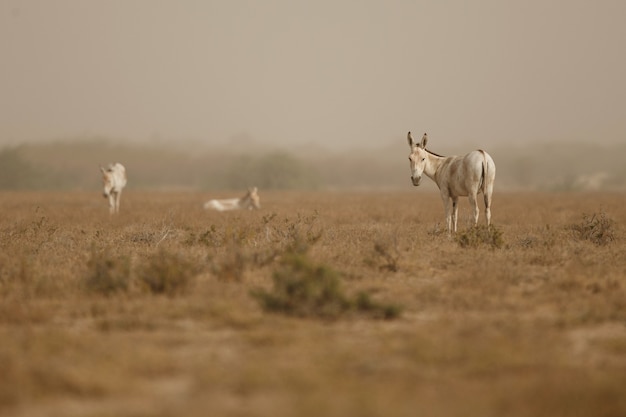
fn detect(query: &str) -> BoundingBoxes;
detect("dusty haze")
[2,0,626,151]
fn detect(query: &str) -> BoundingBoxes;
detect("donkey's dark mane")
[426,149,445,158]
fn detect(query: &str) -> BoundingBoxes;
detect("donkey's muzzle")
[411,176,421,186]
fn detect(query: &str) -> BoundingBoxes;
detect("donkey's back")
[444,150,495,198]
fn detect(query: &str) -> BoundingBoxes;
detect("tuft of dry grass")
[137,250,198,296]
[84,248,131,295]
[455,224,504,249]
[571,211,616,245]
[370,235,401,272]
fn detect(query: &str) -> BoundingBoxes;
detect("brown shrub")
[571,211,616,246]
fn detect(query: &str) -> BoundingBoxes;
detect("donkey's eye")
[422,157,426,162]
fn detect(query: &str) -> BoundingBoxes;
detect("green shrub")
[252,252,348,319]
[354,291,403,320]
[456,224,504,249]
[252,252,402,320]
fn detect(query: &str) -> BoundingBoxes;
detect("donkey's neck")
[424,152,446,183]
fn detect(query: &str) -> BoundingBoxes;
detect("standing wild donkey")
[407,132,495,233]
[100,163,127,214]
[203,187,261,211]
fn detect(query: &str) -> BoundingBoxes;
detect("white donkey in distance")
[407,132,495,233]
[100,163,127,214]
[204,187,261,212]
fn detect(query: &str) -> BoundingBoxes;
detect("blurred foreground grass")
[1,190,625,417]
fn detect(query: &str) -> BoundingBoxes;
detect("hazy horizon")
[2,1,625,151]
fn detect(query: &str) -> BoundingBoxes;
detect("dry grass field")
[1,189,625,417]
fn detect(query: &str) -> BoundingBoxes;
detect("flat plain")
[1,190,625,417]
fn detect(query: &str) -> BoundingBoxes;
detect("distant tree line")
[0,147,54,189]
[1,139,624,191]
[0,142,321,191]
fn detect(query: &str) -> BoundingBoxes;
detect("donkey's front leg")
[115,191,122,214]
[108,194,116,215]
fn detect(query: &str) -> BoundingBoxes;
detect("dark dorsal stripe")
[426,149,445,158]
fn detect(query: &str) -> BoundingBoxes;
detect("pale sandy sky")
[1,0,625,150]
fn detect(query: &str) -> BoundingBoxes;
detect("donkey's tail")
[479,150,488,194]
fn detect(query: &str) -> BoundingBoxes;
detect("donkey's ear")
[419,133,428,149]
[407,131,414,147]
[100,166,106,174]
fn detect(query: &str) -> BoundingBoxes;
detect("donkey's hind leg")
[469,193,480,227]
[484,191,492,226]
[441,195,453,234]
[452,197,459,233]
